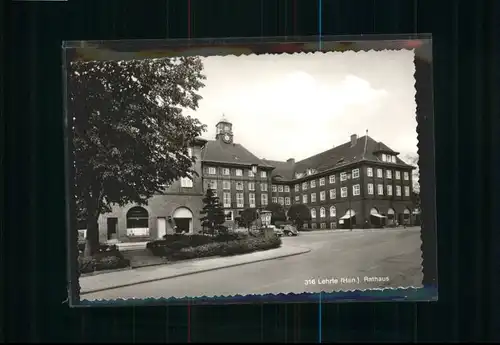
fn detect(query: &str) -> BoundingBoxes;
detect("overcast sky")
[188,50,417,162]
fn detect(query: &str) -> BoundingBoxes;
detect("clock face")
[223,134,231,143]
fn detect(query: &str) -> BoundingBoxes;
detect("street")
[82,228,423,300]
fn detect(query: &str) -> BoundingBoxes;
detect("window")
[319,178,325,186]
[386,170,392,179]
[377,184,384,195]
[302,195,308,204]
[329,175,335,184]
[353,184,361,196]
[396,186,401,196]
[302,182,308,191]
[260,183,268,192]
[303,223,308,229]
[329,189,336,199]
[236,193,244,208]
[404,186,410,196]
[180,177,193,188]
[320,191,326,201]
[278,185,284,192]
[209,180,217,189]
[310,180,316,188]
[391,156,396,163]
[285,197,291,205]
[208,167,216,175]
[235,169,243,176]
[311,223,317,229]
[272,197,278,203]
[248,182,255,191]
[320,207,326,218]
[352,168,360,179]
[320,223,326,229]
[248,170,254,177]
[367,167,373,177]
[311,209,316,218]
[311,193,317,202]
[295,195,300,202]
[223,192,231,207]
[222,168,230,175]
[294,184,300,192]
[260,171,267,178]
[404,172,409,180]
[225,211,233,221]
[272,185,277,192]
[386,185,393,196]
[382,153,387,162]
[278,197,284,205]
[367,183,374,195]
[341,187,348,198]
[249,193,256,208]
[329,206,336,217]
[284,186,290,192]
[395,171,401,179]
[340,172,347,181]
[223,181,231,190]
[330,222,336,229]
[261,193,268,206]
[236,182,244,191]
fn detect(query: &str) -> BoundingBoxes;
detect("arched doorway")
[329,206,337,229]
[387,208,396,226]
[339,209,356,229]
[126,206,149,236]
[173,207,193,234]
[370,207,386,227]
[403,208,411,226]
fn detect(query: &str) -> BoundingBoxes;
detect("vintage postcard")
[64,36,437,305]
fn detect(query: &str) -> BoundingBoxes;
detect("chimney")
[350,134,358,147]
[287,158,295,164]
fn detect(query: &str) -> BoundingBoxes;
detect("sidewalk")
[301,227,420,235]
[80,244,311,295]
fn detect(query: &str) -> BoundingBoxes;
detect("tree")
[265,202,287,225]
[199,188,226,235]
[287,204,312,230]
[69,57,207,256]
[404,154,421,210]
[240,208,259,231]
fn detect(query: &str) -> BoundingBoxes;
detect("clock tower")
[215,115,234,144]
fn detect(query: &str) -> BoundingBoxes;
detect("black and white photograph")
[67,42,432,302]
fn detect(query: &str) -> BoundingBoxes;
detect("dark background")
[3,0,499,342]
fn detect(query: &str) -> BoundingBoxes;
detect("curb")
[81,247,311,295]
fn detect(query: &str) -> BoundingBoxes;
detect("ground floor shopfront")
[303,199,416,230]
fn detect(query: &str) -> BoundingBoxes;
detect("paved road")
[84,228,423,300]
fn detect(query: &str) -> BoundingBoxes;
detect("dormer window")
[382,153,387,162]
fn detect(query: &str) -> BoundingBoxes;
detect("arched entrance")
[387,208,396,226]
[370,207,386,227]
[173,207,193,234]
[126,206,149,236]
[329,206,337,229]
[403,208,411,225]
[339,209,356,229]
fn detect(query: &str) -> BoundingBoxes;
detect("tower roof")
[216,113,231,125]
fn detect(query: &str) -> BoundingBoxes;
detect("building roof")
[264,135,414,181]
[201,140,273,168]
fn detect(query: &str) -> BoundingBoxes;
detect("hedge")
[148,234,282,261]
[78,244,130,274]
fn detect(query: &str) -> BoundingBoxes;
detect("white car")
[265,225,284,236]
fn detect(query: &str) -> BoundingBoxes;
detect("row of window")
[218,192,268,208]
[206,166,268,178]
[303,223,335,230]
[271,197,292,206]
[293,168,410,192]
[207,180,268,192]
[296,184,411,204]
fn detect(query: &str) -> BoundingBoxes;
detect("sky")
[187,50,417,162]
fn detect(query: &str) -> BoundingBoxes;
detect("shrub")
[78,242,118,254]
[78,246,130,274]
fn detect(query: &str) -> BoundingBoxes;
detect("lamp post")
[346,172,352,231]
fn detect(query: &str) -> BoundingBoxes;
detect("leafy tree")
[240,208,259,231]
[265,202,287,225]
[199,188,226,235]
[69,57,207,256]
[287,204,311,230]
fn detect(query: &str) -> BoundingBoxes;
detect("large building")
[88,117,415,242]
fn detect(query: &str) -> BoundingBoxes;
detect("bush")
[78,247,130,274]
[167,235,282,261]
[78,242,118,254]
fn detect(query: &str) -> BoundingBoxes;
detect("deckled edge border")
[62,35,438,307]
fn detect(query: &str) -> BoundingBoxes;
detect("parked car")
[280,225,299,236]
[263,225,284,237]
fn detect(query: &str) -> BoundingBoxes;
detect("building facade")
[89,118,416,242]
